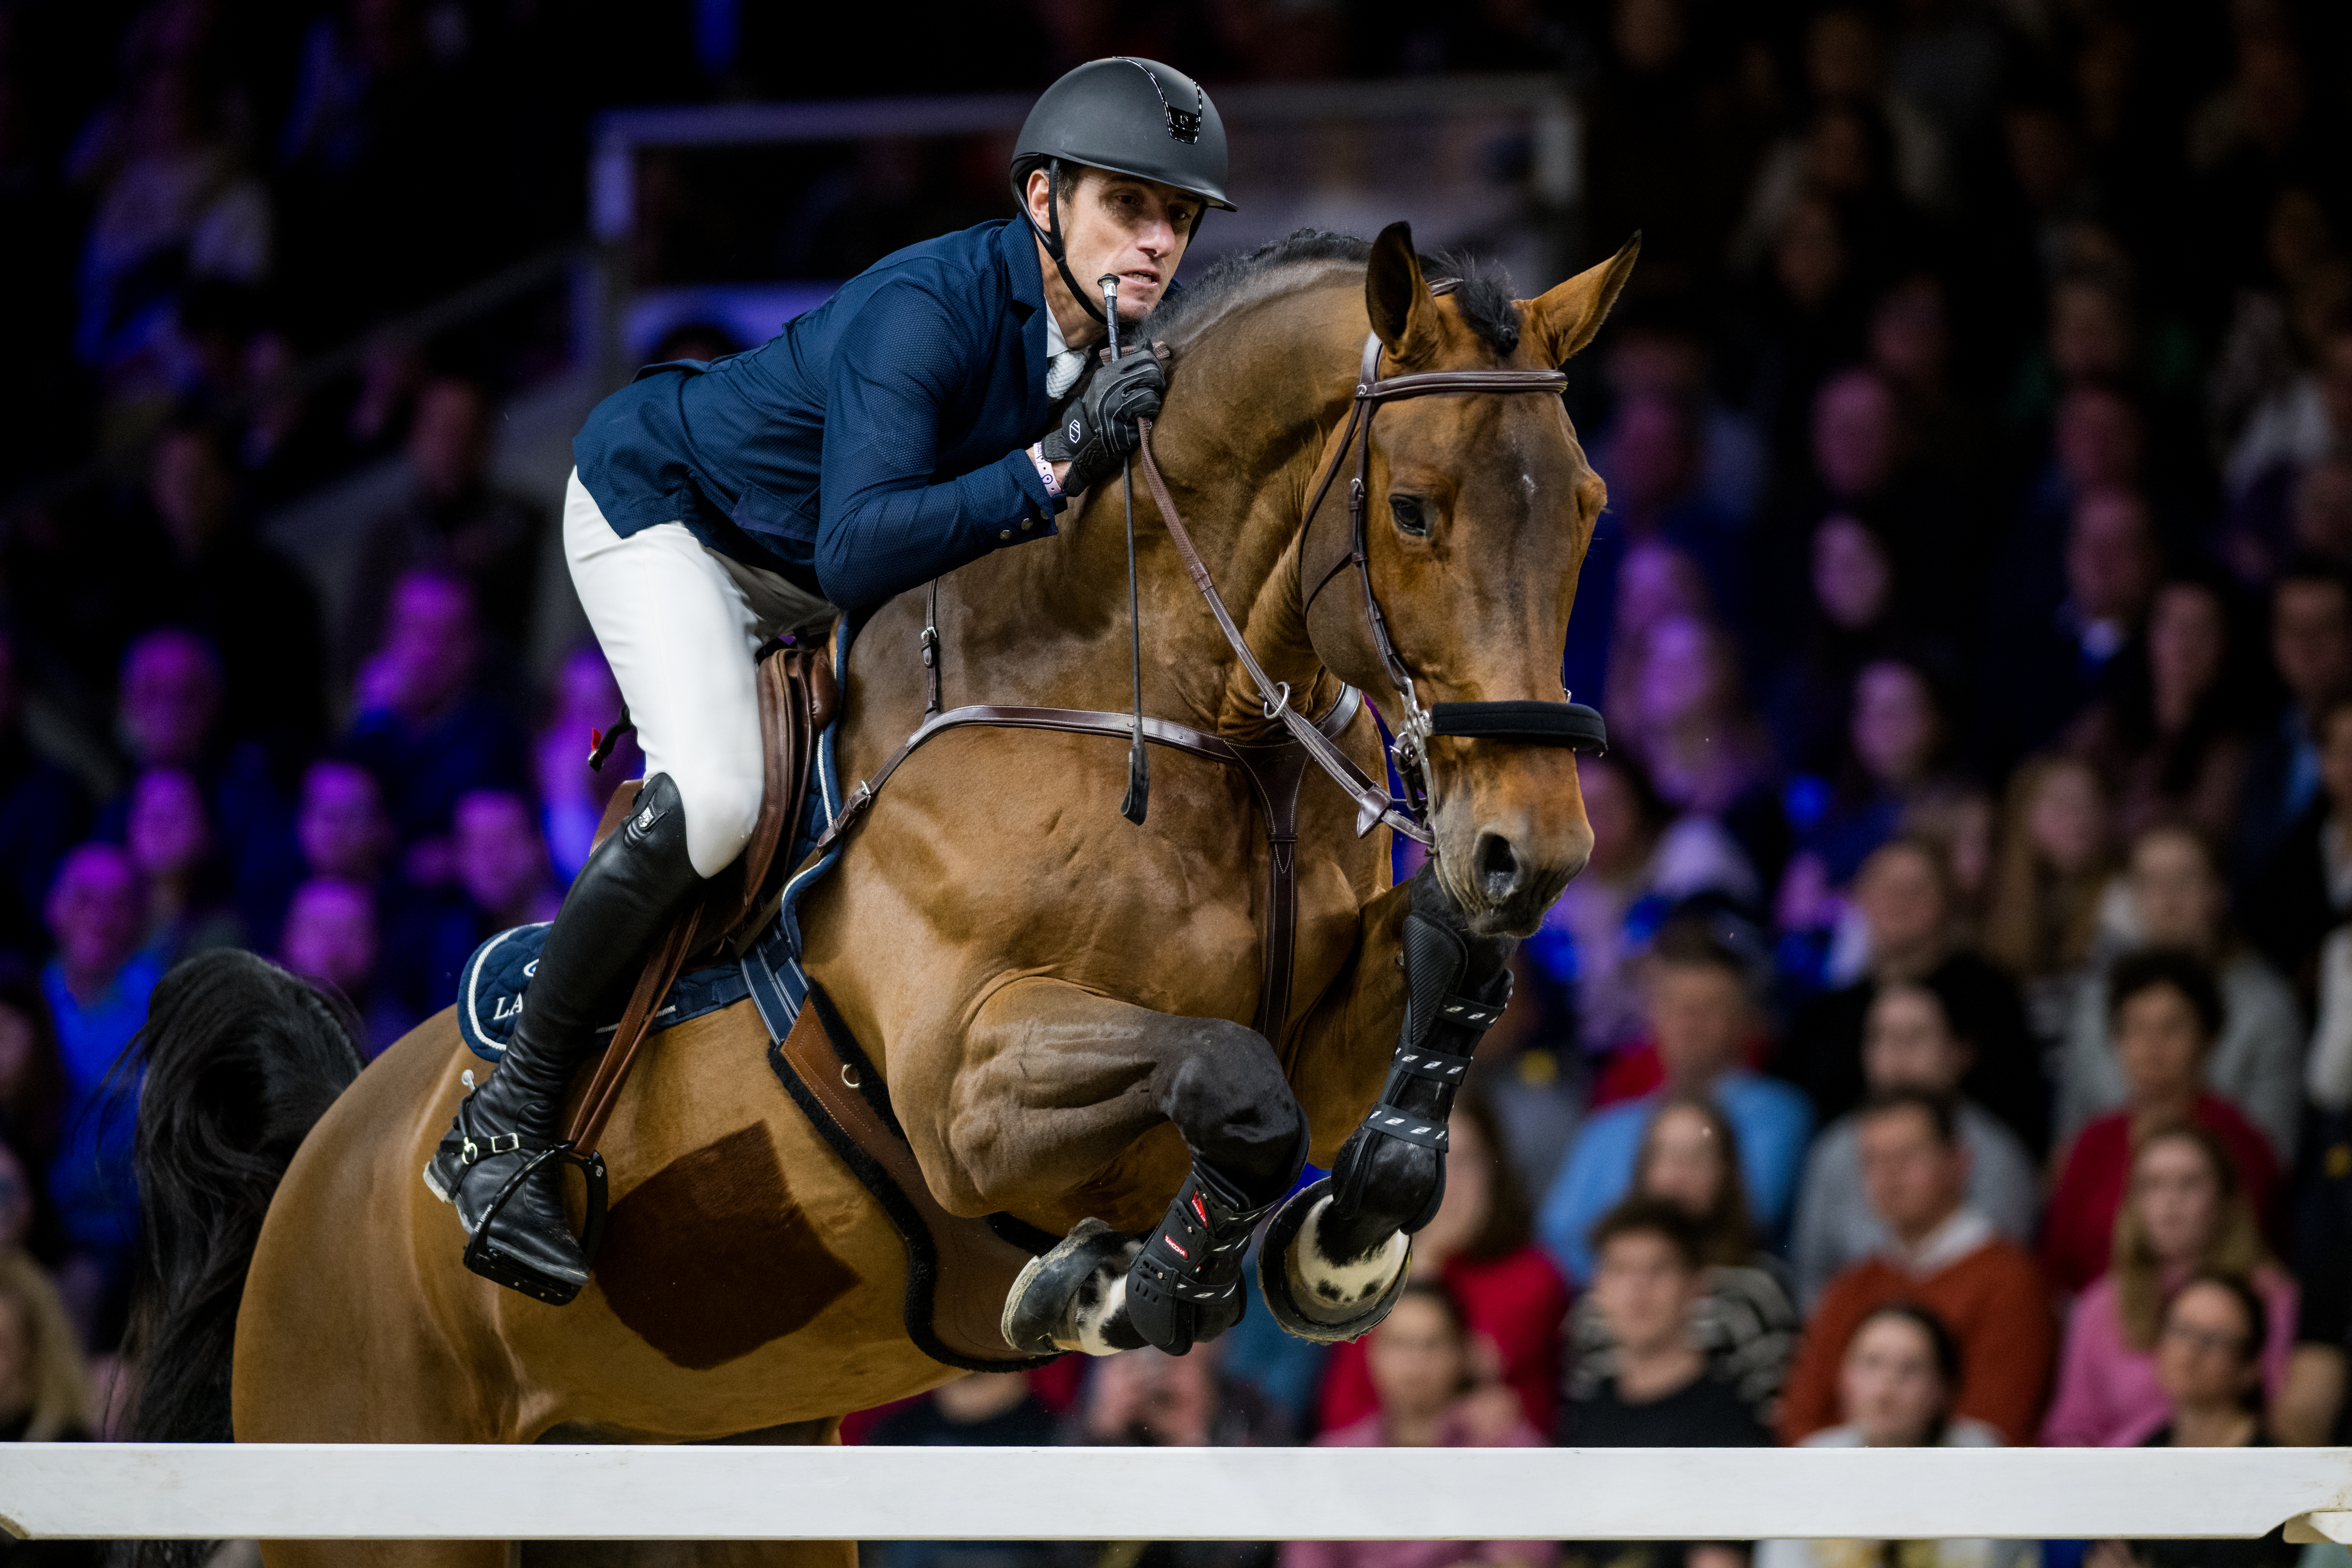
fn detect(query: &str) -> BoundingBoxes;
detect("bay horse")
[125,222,1636,1568]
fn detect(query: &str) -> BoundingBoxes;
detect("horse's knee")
[1161,1025,1304,1200]
[670,769,764,879]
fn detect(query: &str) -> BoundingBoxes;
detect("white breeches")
[563,470,834,878]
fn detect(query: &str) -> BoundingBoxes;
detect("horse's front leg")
[1262,866,1516,1341]
[943,978,1309,1358]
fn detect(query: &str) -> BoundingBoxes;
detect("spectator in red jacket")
[1317,1084,1568,1435]
[1779,1090,2056,1445]
[2042,949,2280,1296]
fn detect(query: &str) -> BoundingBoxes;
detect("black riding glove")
[1040,345,1167,499]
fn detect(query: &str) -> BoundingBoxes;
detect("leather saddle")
[566,641,836,1151]
[566,638,1056,1370]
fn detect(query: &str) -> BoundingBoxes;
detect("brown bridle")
[1292,284,1609,830]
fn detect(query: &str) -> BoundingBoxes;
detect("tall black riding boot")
[423,773,705,1303]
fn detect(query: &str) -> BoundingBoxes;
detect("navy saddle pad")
[455,921,752,1063]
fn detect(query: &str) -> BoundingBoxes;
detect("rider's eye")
[1390,494,1430,537]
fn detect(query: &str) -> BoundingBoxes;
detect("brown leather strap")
[1256,683,1360,1049]
[713,651,798,939]
[1131,421,1427,844]
[812,701,1256,858]
[566,902,700,1150]
[922,580,942,719]
[813,692,1355,1042]
[779,1001,1040,1364]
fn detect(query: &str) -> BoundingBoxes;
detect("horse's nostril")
[1475,833,1522,904]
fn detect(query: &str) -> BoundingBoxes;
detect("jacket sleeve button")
[998,529,1013,542]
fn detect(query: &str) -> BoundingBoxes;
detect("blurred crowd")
[0,1,2349,1566]
[849,3,2352,1568]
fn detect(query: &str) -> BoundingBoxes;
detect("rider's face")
[1026,167,1197,332]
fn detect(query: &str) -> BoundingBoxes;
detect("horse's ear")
[1365,222,1442,368]
[1519,232,1641,367]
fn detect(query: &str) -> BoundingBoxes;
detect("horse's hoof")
[1001,1217,1139,1355]
[1255,1178,1411,1344]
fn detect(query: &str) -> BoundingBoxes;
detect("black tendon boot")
[1127,1122,1309,1356]
[1328,900,1513,1236]
[423,773,705,1303]
[1257,895,1511,1341]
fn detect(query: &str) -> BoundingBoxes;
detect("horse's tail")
[125,949,364,1454]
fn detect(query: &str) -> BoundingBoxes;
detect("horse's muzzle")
[1434,818,1590,937]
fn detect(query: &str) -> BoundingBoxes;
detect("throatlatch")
[1329,907,1511,1233]
[1126,1125,1308,1355]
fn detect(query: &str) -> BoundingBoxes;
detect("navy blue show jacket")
[573,219,1067,612]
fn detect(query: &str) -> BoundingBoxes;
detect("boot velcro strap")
[1434,991,1506,1029]
[1393,1047,1471,1084]
[1359,1101,1450,1151]
[1138,1171,1276,1281]
[1158,1276,1242,1304]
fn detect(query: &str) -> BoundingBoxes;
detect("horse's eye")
[1389,494,1429,538]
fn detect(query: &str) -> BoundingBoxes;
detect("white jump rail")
[3,1445,2351,1543]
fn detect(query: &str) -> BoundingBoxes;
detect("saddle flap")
[565,638,837,1151]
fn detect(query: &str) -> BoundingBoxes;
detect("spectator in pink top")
[1283,1283,1552,1568]
[2041,1124,2296,1447]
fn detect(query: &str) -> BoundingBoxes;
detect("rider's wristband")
[1026,443,1064,504]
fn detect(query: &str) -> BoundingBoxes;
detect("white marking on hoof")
[1293,1195,1408,1315]
[1074,1271,1134,1357]
[1005,1223,1142,1356]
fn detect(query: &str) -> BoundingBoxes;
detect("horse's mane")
[1145,228,1523,357]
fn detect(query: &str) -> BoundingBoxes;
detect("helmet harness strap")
[1035,158,1109,328]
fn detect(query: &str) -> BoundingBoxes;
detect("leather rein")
[809,289,1608,1038]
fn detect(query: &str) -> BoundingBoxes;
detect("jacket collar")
[999,219,1053,430]
[1883,1206,1994,1277]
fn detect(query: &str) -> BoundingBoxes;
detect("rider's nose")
[1473,831,1524,907]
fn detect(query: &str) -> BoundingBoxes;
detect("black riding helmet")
[1009,57,1233,325]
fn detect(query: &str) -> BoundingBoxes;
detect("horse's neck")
[1076,278,1369,729]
